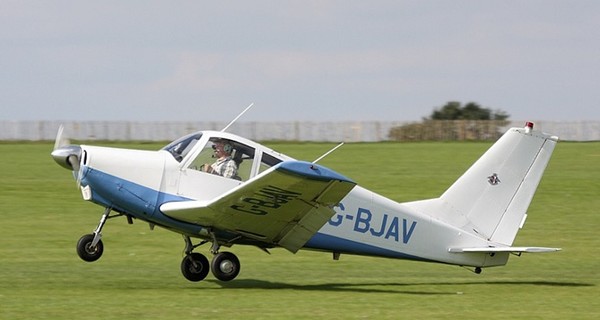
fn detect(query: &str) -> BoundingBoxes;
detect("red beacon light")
[525,121,534,133]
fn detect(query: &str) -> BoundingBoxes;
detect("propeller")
[51,124,83,187]
[53,124,69,151]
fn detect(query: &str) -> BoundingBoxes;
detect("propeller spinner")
[51,145,82,170]
[51,125,82,170]
[51,125,84,187]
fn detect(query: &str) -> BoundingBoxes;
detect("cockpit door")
[177,136,256,201]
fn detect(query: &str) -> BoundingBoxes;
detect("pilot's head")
[212,139,233,157]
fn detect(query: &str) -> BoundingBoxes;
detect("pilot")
[202,139,238,179]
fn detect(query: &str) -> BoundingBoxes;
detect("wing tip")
[277,161,355,184]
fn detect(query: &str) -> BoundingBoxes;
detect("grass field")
[0,140,598,319]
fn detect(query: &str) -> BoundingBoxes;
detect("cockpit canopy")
[162,131,290,181]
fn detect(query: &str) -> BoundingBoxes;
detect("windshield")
[162,133,202,162]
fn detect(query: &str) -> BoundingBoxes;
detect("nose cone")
[51,145,82,170]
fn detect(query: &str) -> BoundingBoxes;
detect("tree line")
[388,102,510,141]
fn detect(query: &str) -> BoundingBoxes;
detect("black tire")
[211,252,240,282]
[76,234,104,262]
[180,253,210,282]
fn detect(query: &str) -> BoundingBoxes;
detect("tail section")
[406,123,558,246]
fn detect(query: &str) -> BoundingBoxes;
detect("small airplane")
[51,110,560,282]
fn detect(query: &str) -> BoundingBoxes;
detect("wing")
[161,160,356,253]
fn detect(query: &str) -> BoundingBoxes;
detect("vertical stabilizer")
[407,123,558,246]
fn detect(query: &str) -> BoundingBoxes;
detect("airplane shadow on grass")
[201,279,594,295]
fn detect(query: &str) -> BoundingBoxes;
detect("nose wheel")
[76,207,114,262]
[76,234,104,262]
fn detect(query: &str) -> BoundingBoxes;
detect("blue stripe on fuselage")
[79,166,203,235]
[305,232,432,262]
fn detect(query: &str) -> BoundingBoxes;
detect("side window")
[259,152,283,174]
[188,138,255,181]
[231,142,255,181]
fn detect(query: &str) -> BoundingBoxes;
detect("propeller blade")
[53,124,70,150]
[68,153,84,188]
[68,154,80,172]
[51,125,84,188]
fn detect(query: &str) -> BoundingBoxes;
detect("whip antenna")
[313,142,344,164]
[221,103,254,132]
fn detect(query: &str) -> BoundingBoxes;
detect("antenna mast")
[312,142,345,164]
[221,103,254,132]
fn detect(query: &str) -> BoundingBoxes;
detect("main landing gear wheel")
[181,253,210,282]
[76,234,104,262]
[211,252,241,282]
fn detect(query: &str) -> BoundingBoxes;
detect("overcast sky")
[2,1,599,122]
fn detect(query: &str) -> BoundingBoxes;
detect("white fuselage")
[78,126,559,270]
[78,143,507,268]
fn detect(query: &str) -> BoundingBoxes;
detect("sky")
[2,1,599,122]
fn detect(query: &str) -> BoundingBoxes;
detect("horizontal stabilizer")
[448,246,561,253]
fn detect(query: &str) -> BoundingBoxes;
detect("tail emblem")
[487,173,501,186]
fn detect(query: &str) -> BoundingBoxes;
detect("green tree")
[429,101,508,121]
[431,101,463,120]
[389,101,510,141]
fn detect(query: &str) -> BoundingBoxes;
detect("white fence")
[1,120,599,142]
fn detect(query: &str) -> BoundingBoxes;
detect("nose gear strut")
[76,207,124,262]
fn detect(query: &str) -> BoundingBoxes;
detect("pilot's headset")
[222,142,233,154]
[214,139,233,154]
